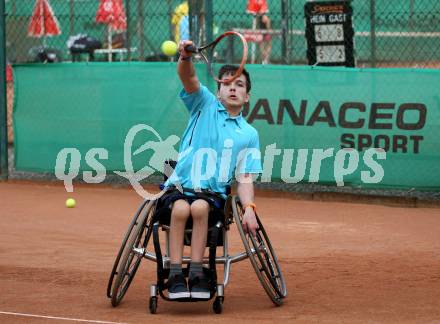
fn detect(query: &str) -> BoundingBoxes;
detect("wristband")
[180,55,192,61]
[243,203,257,212]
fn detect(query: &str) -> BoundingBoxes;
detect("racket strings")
[211,33,247,82]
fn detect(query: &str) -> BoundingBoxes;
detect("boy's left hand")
[242,208,259,238]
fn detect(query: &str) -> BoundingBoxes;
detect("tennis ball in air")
[161,40,178,56]
[66,198,76,208]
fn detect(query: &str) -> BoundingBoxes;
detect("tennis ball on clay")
[66,198,76,208]
[161,40,178,56]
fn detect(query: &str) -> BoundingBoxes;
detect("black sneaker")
[167,273,190,299]
[189,273,211,299]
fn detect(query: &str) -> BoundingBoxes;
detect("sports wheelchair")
[106,187,287,314]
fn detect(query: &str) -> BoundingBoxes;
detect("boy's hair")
[217,65,251,93]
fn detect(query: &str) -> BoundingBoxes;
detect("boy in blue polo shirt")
[165,39,262,299]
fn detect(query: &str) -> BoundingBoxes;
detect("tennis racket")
[184,31,248,83]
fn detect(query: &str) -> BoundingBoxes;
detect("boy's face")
[217,73,249,109]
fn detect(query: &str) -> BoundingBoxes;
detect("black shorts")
[155,188,227,236]
[159,188,226,211]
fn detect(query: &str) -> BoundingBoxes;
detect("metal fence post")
[370,0,377,67]
[204,0,214,87]
[205,0,213,44]
[126,0,131,61]
[189,0,199,45]
[69,0,75,36]
[0,0,8,179]
[409,0,415,64]
[137,0,145,60]
[281,0,290,64]
[167,0,174,42]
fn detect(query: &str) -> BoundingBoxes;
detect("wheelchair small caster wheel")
[149,296,157,314]
[213,296,223,314]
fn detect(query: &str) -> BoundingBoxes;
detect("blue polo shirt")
[165,84,262,194]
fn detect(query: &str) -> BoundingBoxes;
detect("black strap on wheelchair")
[152,222,166,291]
[208,222,222,288]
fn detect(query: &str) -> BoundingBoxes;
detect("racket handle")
[184,44,198,53]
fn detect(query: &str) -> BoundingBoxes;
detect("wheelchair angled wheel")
[231,196,287,306]
[107,199,155,307]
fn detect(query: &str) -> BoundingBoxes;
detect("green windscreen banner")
[13,63,440,190]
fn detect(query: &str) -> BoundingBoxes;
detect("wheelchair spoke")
[250,221,285,298]
[259,240,285,297]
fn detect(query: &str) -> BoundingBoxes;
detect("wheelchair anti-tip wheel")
[213,296,224,314]
[232,196,287,306]
[107,199,155,307]
[149,296,158,314]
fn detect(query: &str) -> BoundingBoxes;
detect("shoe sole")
[168,292,190,299]
[190,291,210,299]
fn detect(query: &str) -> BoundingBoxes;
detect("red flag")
[96,0,127,31]
[246,0,269,15]
[28,0,61,37]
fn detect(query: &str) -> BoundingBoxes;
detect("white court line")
[0,311,127,324]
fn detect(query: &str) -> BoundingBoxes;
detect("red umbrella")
[96,0,127,32]
[96,0,127,61]
[28,0,61,38]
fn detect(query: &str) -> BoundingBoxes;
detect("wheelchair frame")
[107,191,287,314]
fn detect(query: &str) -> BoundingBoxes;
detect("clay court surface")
[1,181,440,323]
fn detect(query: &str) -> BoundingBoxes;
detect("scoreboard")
[305,1,355,67]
